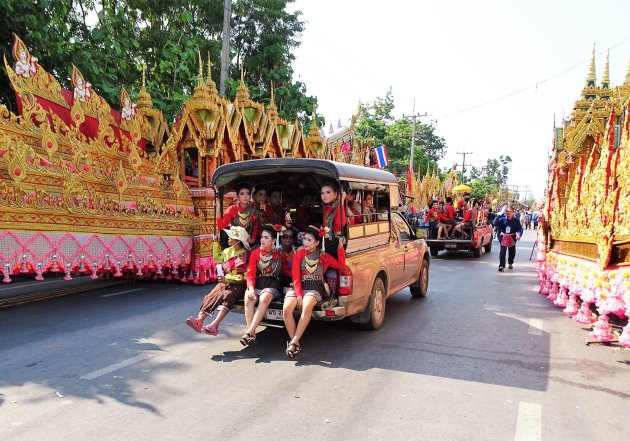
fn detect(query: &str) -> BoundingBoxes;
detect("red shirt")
[217,203,260,241]
[346,204,362,225]
[440,204,455,222]
[424,208,440,223]
[264,204,284,225]
[281,248,294,278]
[246,247,281,289]
[323,202,347,234]
[461,209,473,223]
[294,206,311,231]
[291,249,341,297]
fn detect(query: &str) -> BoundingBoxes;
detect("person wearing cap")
[283,225,343,357]
[216,182,260,245]
[240,224,284,346]
[185,226,250,336]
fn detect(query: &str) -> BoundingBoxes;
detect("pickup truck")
[421,221,493,258]
[211,158,431,330]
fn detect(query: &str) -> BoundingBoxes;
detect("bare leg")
[244,294,256,328]
[246,291,274,336]
[208,308,228,330]
[437,224,443,239]
[195,311,208,325]
[291,296,318,347]
[283,296,298,339]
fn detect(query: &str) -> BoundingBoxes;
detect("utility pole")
[219,0,232,97]
[456,151,473,183]
[403,99,427,171]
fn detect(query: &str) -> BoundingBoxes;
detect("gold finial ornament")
[601,50,610,88]
[587,43,596,86]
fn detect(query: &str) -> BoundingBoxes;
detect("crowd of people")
[184,180,379,357]
[419,194,490,240]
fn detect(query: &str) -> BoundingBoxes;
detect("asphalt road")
[1,229,629,441]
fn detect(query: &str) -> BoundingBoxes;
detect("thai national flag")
[374,145,389,168]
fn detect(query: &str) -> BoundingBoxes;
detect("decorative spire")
[205,53,218,97]
[268,81,278,122]
[197,51,205,88]
[586,44,596,87]
[308,103,320,136]
[625,58,630,85]
[137,65,153,109]
[235,62,250,104]
[601,50,610,89]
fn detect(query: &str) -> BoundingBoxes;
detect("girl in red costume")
[241,224,284,346]
[216,182,260,246]
[283,226,343,357]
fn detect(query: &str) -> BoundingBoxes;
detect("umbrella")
[452,184,471,193]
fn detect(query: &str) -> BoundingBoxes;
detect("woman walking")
[493,207,523,272]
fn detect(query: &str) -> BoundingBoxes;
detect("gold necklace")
[304,250,320,274]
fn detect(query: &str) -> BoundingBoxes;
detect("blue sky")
[290,0,630,200]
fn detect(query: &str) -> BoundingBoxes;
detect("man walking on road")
[493,207,523,272]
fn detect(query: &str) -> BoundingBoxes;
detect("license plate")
[265,309,283,321]
[445,243,457,249]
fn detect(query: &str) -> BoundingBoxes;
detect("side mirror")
[416,228,426,239]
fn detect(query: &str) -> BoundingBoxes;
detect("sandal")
[185,317,202,333]
[285,341,302,358]
[240,332,256,346]
[202,324,218,336]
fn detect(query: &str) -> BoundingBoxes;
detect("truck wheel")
[473,247,482,258]
[410,259,429,298]
[361,278,386,330]
[430,246,439,257]
[484,241,492,253]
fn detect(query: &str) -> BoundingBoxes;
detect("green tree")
[1,0,316,125]
[468,155,513,200]
[355,89,447,176]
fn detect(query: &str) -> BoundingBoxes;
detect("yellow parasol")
[452,184,471,193]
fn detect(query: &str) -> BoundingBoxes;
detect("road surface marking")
[80,353,153,380]
[514,401,542,441]
[100,288,144,298]
[0,279,69,291]
[528,319,543,335]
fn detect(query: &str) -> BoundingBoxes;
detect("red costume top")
[291,248,341,297]
[246,247,281,289]
[461,209,473,223]
[346,203,362,225]
[217,203,260,241]
[264,204,285,225]
[440,204,455,222]
[281,248,295,278]
[424,208,440,223]
[294,206,311,231]
[323,200,347,235]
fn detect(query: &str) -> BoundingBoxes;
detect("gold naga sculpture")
[0,35,325,284]
[537,47,630,346]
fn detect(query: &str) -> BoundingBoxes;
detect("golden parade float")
[0,35,324,285]
[537,49,630,347]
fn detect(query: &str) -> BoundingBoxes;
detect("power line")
[456,151,473,183]
[403,99,427,170]
[429,35,630,123]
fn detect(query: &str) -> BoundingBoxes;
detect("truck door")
[391,212,419,284]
